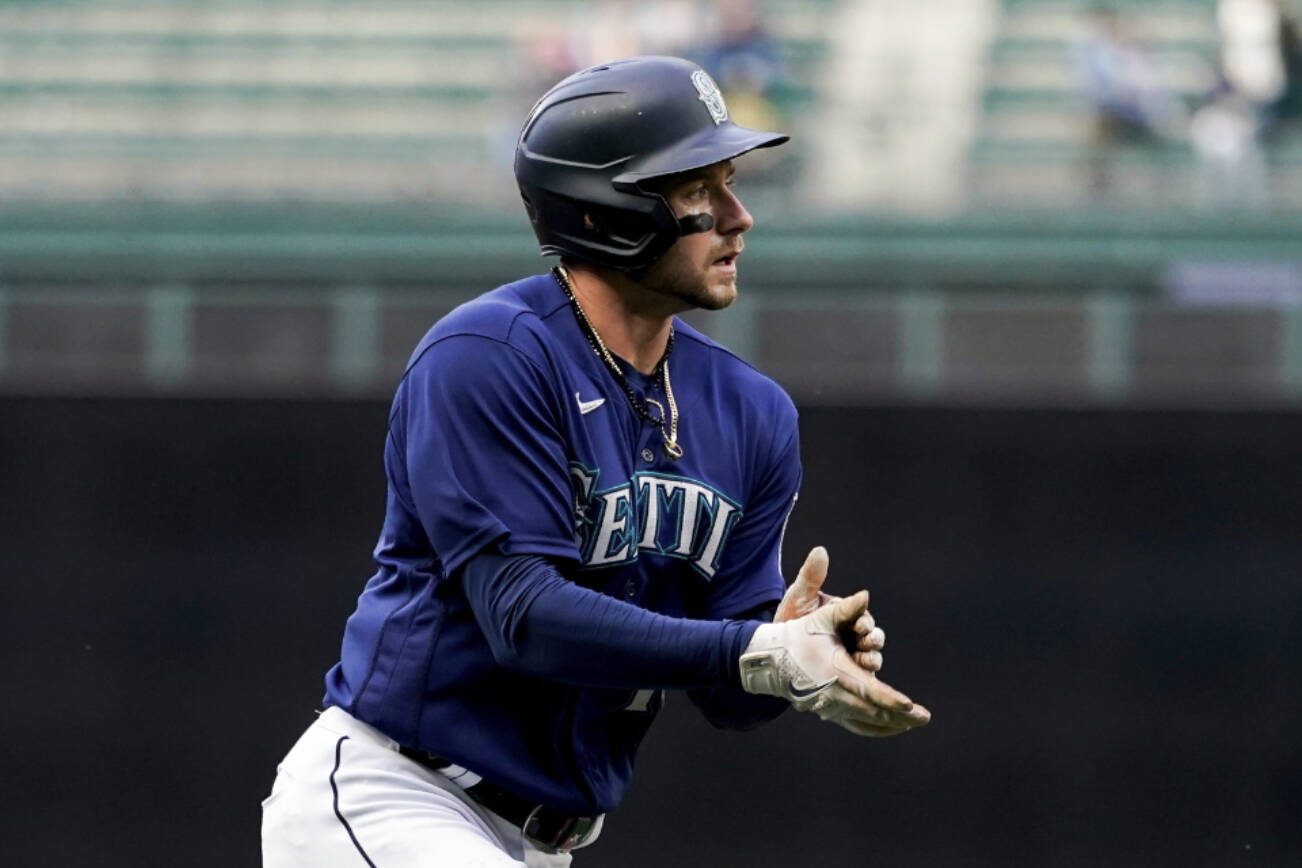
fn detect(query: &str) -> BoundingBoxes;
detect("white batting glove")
[739,591,931,736]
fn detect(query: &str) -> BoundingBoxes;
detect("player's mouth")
[711,249,742,273]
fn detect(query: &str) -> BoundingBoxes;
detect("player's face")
[642,161,754,312]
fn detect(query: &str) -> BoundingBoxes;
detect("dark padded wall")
[2,398,1298,866]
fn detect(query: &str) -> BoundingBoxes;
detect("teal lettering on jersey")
[569,462,742,579]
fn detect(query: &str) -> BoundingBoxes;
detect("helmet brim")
[612,123,789,187]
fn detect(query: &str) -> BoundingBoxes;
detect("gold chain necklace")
[553,266,683,460]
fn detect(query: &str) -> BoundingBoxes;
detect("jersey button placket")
[623,578,638,600]
[640,447,655,463]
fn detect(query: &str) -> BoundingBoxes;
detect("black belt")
[398,747,600,852]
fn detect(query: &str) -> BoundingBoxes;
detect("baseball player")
[261,55,931,868]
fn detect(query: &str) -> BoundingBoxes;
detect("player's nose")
[716,187,754,236]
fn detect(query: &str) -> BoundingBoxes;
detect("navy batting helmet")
[514,55,789,272]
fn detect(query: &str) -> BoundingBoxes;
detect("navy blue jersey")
[324,272,801,814]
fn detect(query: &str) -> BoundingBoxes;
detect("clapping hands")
[770,547,932,737]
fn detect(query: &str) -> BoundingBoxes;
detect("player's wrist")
[738,619,837,706]
[724,619,768,687]
[738,622,787,697]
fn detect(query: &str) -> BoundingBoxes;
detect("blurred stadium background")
[4,0,1302,404]
[2,1,1300,865]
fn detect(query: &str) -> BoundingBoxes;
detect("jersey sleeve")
[461,551,761,689]
[396,332,580,576]
[698,416,803,619]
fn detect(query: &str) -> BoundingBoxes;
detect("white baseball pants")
[261,707,587,867]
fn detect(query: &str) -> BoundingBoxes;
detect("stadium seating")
[4,1,1302,406]
[0,0,827,204]
[970,0,1302,209]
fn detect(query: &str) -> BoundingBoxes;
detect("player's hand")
[805,683,927,737]
[739,591,930,735]
[774,547,886,672]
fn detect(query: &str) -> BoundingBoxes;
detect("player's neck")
[562,263,674,375]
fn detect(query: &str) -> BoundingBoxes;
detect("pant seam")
[330,735,379,868]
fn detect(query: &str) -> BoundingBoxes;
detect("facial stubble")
[641,247,738,313]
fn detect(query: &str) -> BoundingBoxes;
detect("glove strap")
[739,647,836,709]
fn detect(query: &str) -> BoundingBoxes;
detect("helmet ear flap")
[521,180,682,269]
[582,198,686,267]
[582,203,654,250]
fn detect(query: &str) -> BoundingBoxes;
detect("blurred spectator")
[1075,8,1185,195]
[698,0,787,131]
[1273,2,1302,125]
[695,0,790,181]
[1217,0,1289,126]
[566,0,696,67]
[1189,85,1268,207]
[1188,0,1296,208]
[516,24,582,106]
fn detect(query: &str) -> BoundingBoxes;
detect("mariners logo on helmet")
[691,70,729,125]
